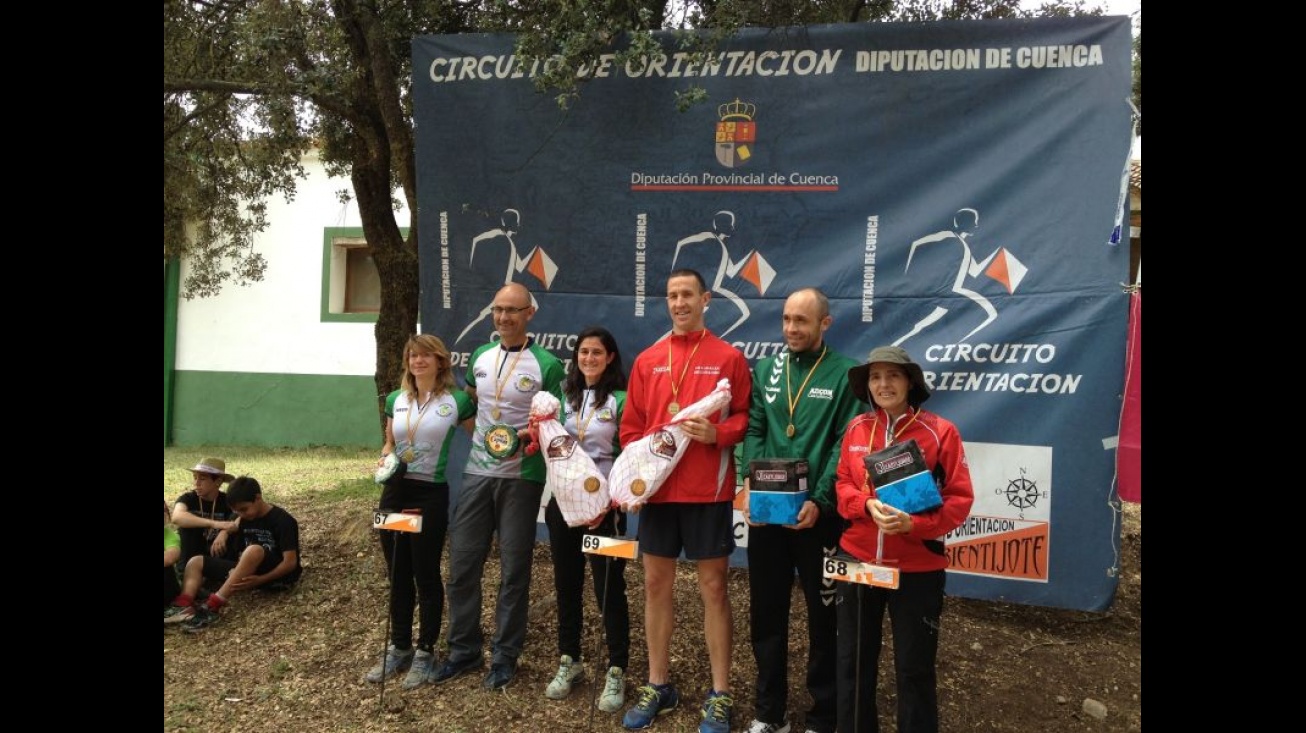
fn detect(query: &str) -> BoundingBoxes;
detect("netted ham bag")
[530,391,611,527]
[609,378,732,508]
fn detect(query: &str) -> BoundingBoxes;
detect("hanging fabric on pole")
[1117,289,1142,502]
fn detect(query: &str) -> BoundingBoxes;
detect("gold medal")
[402,449,415,462]
[484,424,520,459]
[491,407,501,420]
[784,346,827,443]
[668,402,680,415]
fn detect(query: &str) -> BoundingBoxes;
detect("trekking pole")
[372,509,423,714]
[587,529,612,731]
[828,543,898,733]
[376,525,399,713]
[581,512,638,729]
[854,583,863,733]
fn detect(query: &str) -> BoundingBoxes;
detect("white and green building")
[163,148,403,448]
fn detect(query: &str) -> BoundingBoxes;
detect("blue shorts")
[638,501,735,560]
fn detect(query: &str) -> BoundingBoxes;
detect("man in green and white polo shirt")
[434,282,565,692]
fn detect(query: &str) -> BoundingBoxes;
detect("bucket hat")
[848,345,930,407]
[189,457,234,484]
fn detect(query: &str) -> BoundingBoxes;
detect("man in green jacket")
[741,287,862,733]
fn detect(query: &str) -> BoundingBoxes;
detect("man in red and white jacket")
[618,268,752,733]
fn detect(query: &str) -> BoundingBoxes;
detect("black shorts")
[200,555,301,590]
[201,555,238,583]
[201,551,280,580]
[638,501,735,560]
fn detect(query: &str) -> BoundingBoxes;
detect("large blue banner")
[413,16,1134,611]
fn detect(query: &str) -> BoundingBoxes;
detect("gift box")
[863,439,942,514]
[748,459,809,525]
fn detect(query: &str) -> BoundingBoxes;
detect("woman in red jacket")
[833,346,974,733]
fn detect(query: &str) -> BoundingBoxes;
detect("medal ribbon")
[666,330,706,410]
[492,343,527,417]
[404,391,436,459]
[784,345,828,437]
[575,390,598,443]
[203,496,218,540]
[861,407,920,493]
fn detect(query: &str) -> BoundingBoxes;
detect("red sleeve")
[711,351,753,449]
[835,415,870,521]
[620,353,649,448]
[908,419,974,538]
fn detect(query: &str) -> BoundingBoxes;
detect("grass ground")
[164,445,1141,732]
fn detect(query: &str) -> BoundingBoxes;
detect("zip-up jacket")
[743,345,862,514]
[621,329,752,503]
[835,406,974,572]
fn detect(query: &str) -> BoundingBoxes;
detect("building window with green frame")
[321,227,402,322]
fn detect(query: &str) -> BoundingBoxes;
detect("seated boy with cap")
[165,476,303,632]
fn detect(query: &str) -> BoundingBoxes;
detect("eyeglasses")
[491,306,531,316]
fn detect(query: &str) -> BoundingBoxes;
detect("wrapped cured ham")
[609,378,732,508]
[527,391,611,527]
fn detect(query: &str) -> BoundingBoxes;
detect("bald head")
[782,287,831,354]
[786,287,829,319]
[497,282,530,305]
[492,282,535,347]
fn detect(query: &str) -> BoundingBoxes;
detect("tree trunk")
[351,147,417,438]
[333,0,421,439]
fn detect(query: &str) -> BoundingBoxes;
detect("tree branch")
[164,79,355,121]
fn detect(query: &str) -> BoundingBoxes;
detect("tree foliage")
[164,0,1117,433]
[164,0,484,430]
[499,1,1098,110]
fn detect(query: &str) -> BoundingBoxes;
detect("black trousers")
[544,497,630,669]
[746,512,841,733]
[164,564,182,607]
[835,569,946,733]
[377,478,450,651]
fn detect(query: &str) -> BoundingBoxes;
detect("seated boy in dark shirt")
[163,476,302,632]
[171,457,240,567]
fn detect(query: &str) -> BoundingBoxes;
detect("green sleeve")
[612,390,627,458]
[454,389,476,421]
[465,342,493,390]
[742,360,769,469]
[811,360,865,512]
[384,389,402,419]
[545,353,567,402]
[526,343,566,403]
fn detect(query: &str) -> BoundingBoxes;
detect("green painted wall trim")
[164,257,181,446]
[171,370,381,448]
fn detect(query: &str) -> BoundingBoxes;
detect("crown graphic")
[718,98,756,121]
